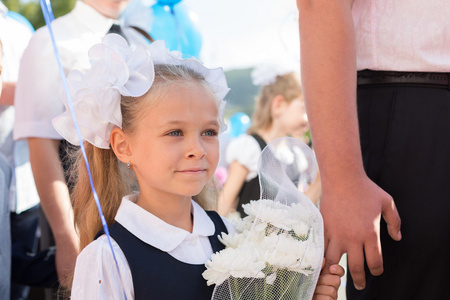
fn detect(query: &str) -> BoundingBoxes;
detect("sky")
[184,0,300,71]
[20,0,301,71]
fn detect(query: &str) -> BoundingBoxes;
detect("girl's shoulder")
[71,235,133,299]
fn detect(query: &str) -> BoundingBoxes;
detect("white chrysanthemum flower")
[243,200,298,231]
[292,221,310,239]
[232,215,254,233]
[255,232,318,275]
[203,247,265,286]
[218,232,246,249]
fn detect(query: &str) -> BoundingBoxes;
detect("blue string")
[39,1,127,299]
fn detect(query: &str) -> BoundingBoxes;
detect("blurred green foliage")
[224,68,259,118]
[3,0,76,30]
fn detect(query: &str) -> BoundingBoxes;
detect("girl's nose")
[186,138,206,159]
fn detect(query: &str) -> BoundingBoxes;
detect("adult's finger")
[363,233,383,276]
[347,246,366,290]
[324,240,344,274]
[382,194,402,242]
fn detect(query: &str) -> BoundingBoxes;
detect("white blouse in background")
[71,195,234,300]
[352,0,450,72]
[225,134,262,182]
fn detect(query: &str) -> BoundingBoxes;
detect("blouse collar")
[115,194,215,252]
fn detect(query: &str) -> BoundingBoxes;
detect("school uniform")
[71,194,234,300]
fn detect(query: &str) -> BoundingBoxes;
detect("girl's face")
[128,81,220,202]
[84,0,130,19]
[280,96,309,136]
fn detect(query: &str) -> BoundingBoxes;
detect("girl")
[218,66,310,217]
[53,34,343,299]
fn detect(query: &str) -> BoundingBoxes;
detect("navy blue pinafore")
[95,211,227,300]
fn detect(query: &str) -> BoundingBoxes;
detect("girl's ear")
[271,95,287,118]
[110,127,132,164]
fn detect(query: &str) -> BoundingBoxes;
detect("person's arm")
[217,161,249,216]
[304,171,321,205]
[0,82,16,106]
[313,261,345,300]
[296,0,401,290]
[28,138,79,288]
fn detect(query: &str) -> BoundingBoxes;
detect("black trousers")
[347,82,450,299]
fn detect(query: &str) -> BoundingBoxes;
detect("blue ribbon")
[39,1,127,298]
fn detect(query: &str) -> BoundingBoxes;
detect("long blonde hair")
[247,72,302,134]
[72,64,220,250]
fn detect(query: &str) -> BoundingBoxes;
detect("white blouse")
[71,195,234,300]
[352,0,450,72]
[225,135,262,182]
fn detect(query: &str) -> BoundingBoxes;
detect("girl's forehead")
[147,82,217,113]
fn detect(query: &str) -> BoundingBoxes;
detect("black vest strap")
[95,210,227,299]
[237,133,267,216]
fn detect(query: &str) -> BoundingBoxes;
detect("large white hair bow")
[53,34,229,149]
[251,62,298,86]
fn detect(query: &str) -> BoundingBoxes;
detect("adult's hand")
[321,174,401,290]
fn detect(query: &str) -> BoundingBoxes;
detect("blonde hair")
[247,72,302,134]
[72,64,219,250]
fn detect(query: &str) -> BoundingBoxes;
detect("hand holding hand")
[313,259,345,300]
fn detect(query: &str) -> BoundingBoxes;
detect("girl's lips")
[176,168,207,173]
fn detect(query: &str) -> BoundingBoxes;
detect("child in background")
[218,65,309,217]
[53,35,343,299]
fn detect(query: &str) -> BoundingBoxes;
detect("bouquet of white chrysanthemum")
[203,137,324,300]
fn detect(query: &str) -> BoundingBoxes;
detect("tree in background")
[3,0,75,29]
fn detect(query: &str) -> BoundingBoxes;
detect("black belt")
[357,70,450,88]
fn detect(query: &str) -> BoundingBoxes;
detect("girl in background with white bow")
[218,66,310,218]
[53,34,343,299]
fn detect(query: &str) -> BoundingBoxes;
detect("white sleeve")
[225,135,262,181]
[14,29,65,140]
[71,236,134,300]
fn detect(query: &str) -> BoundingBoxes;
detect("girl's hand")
[313,259,345,300]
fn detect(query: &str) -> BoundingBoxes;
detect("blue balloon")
[229,112,251,138]
[6,10,35,32]
[150,2,202,59]
[157,0,182,6]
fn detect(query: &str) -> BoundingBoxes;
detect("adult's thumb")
[382,195,402,241]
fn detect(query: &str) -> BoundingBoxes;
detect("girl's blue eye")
[203,130,218,137]
[168,130,182,136]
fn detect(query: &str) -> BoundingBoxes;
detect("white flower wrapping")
[52,34,229,149]
[203,138,324,300]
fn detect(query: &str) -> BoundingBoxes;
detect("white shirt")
[226,134,262,181]
[71,195,235,300]
[0,3,38,213]
[353,0,450,72]
[13,1,146,141]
